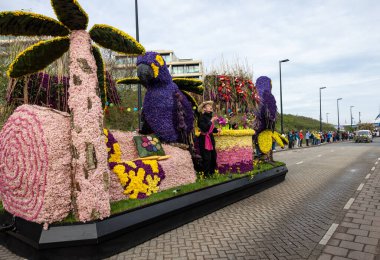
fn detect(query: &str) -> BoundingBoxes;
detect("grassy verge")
[0,161,285,224]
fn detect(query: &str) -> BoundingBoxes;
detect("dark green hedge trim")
[116,77,141,85]
[0,11,69,36]
[173,78,204,95]
[8,37,70,78]
[51,0,88,30]
[90,24,145,55]
[92,45,107,106]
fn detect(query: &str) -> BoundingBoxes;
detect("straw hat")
[198,101,214,113]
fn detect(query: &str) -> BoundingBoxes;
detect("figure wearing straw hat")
[197,101,220,176]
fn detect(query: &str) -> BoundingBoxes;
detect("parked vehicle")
[354,130,373,143]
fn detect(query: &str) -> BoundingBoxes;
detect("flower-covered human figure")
[137,52,194,144]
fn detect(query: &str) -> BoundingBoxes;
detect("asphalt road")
[1,138,379,259]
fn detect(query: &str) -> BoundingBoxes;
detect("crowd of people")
[285,130,350,149]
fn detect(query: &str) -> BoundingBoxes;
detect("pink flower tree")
[0,0,145,222]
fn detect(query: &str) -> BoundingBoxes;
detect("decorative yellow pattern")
[145,175,161,196]
[215,135,252,150]
[141,160,159,173]
[257,130,273,154]
[104,129,165,199]
[151,63,159,78]
[195,129,255,137]
[156,55,164,66]
[123,168,146,198]
[257,130,287,154]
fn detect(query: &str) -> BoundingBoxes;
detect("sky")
[2,0,380,125]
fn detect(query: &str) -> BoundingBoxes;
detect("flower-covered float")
[0,1,287,258]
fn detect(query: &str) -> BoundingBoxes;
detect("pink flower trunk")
[68,30,110,222]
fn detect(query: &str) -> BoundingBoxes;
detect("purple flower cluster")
[217,161,253,174]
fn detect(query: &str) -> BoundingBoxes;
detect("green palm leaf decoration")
[173,78,204,95]
[51,0,88,30]
[92,45,107,106]
[0,11,69,36]
[181,90,199,116]
[8,36,70,78]
[90,24,145,55]
[116,77,141,85]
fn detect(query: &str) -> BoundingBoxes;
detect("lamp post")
[319,87,326,132]
[359,111,361,124]
[135,0,142,130]
[326,112,330,124]
[279,59,289,134]
[337,98,342,132]
[350,105,355,128]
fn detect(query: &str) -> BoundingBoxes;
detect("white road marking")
[371,167,376,171]
[296,161,303,165]
[376,162,378,165]
[357,183,364,191]
[331,150,334,152]
[344,198,355,210]
[378,158,380,160]
[350,169,357,172]
[366,174,371,179]
[317,154,322,157]
[319,223,339,245]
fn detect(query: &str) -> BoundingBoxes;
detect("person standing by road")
[305,130,310,146]
[299,130,304,147]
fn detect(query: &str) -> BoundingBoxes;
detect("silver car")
[355,130,373,143]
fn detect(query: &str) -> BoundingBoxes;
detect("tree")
[0,0,145,221]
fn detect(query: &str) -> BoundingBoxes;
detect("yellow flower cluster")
[195,129,255,137]
[257,130,273,154]
[151,63,159,78]
[156,55,164,66]
[116,77,141,85]
[257,130,287,154]
[111,160,161,199]
[214,135,252,150]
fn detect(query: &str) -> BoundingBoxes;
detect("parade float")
[0,1,287,258]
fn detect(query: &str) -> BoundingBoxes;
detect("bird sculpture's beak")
[137,64,154,85]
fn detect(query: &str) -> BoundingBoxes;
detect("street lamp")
[359,111,361,124]
[350,105,355,128]
[319,87,326,132]
[326,112,330,124]
[337,98,342,132]
[135,0,142,130]
[279,59,289,134]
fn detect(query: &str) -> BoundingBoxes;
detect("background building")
[112,50,203,80]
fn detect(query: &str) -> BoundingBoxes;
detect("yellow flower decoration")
[155,55,164,66]
[151,63,159,78]
[109,142,122,163]
[141,160,159,173]
[125,161,137,169]
[257,130,273,154]
[124,168,148,199]
[113,164,128,186]
[145,175,161,196]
